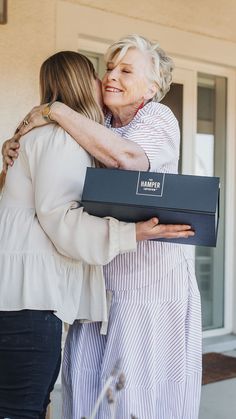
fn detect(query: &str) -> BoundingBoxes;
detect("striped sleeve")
[122,103,180,172]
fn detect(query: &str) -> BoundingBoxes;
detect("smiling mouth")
[105,87,123,93]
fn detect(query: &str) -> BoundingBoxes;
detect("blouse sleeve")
[122,103,180,173]
[24,126,136,265]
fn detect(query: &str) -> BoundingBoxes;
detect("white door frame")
[172,67,197,176]
[173,60,236,337]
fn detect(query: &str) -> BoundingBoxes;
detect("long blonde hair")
[40,51,104,124]
[0,51,103,193]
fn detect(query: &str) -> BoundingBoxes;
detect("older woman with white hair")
[3,35,201,419]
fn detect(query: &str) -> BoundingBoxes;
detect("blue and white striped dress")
[62,102,202,419]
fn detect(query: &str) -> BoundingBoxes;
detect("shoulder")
[21,125,92,175]
[22,124,80,154]
[139,101,178,126]
[131,101,179,140]
[22,124,70,143]
[21,125,92,170]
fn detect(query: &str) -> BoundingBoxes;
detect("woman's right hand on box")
[136,217,194,241]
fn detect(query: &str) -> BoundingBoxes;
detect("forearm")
[30,129,137,265]
[38,207,137,265]
[51,102,149,170]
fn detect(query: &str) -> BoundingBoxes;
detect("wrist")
[50,102,61,122]
[136,223,142,241]
[42,101,56,122]
[50,101,66,123]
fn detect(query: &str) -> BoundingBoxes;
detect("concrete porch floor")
[199,377,236,418]
[50,350,236,419]
[199,349,236,419]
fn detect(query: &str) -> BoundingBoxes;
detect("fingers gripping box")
[81,168,220,247]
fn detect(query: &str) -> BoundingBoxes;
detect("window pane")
[195,73,226,330]
[195,134,214,177]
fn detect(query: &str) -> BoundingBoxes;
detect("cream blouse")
[0,124,136,324]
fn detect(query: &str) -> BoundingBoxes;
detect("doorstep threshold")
[203,334,236,353]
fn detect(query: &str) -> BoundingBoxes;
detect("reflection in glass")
[195,134,214,177]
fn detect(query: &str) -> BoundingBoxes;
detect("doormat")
[203,352,236,385]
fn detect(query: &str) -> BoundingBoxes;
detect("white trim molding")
[57,1,236,68]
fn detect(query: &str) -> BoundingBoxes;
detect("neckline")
[107,101,151,129]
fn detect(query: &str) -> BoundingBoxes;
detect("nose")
[107,68,118,81]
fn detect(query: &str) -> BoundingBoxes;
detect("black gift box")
[81,168,220,247]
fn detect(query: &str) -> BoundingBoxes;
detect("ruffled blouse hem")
[0,252,108,324]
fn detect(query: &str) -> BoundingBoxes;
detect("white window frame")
[173,59,236,338]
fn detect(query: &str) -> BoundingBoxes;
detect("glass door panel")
[195,73,226,330]
[163,71,226,331]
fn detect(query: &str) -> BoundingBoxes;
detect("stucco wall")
[69,0,236,43]
[0,0,57,163]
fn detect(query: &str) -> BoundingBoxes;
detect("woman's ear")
[144,83,158,101]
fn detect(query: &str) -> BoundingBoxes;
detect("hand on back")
[1,104,51,172]
[2,133,20,173]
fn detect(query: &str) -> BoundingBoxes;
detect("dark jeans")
[0,310,62,419]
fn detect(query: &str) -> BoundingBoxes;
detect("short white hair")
[105,34,174,102]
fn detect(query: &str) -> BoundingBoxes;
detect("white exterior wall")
[0,0,57,150]
[68,0,236,43]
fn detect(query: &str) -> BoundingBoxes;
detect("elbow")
[117,152,149,171]
[100,149,149,171]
